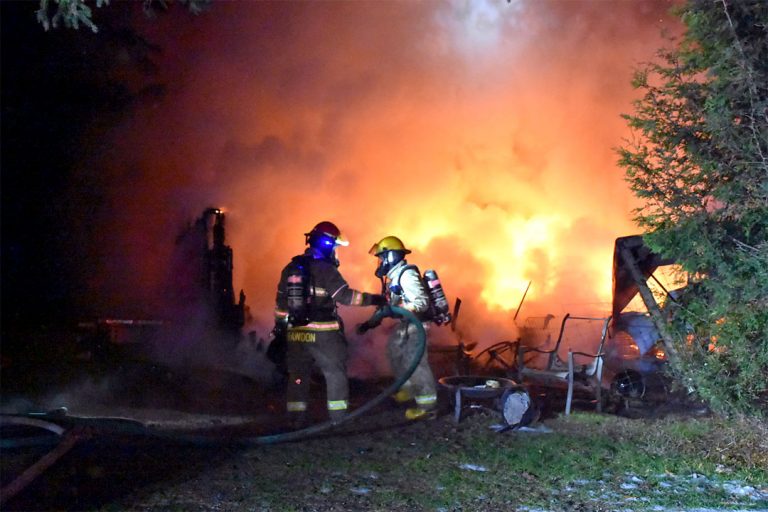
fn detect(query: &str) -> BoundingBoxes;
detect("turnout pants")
[286,328,349,421]
[386,321,437,411]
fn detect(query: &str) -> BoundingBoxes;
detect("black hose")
[0,306,427,448]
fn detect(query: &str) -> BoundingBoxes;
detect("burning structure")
[76,208,248,360]
[170,207,247,341]
[0,0,686,409]
[195,208,246,336]
[472,235,680,412]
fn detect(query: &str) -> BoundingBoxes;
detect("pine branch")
[720,0,768,169]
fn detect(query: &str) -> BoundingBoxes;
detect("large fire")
[78,1,678,349]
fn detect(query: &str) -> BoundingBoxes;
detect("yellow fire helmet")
[369,235,412,257]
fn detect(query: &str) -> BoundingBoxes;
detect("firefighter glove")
[271,321,287,339]
[356,315,383,336]
[356,319,378,335]
[369,294,387,307]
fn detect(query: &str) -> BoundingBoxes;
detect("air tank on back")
[423,269,451,326]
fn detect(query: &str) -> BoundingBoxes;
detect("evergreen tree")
[618,0,767,417]
[36,0,210,32]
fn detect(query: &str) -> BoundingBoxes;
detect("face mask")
[375,256,387,278]
[309,234,338,261]
[375,251,403,278]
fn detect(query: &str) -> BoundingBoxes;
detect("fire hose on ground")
[0,306,425,503]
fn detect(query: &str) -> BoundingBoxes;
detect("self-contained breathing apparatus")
[380,264,452,326]
[368,236,452,327]
[268,255,313,375]
[284,221,349,328]
[285,256,311,326]
[268,255,311,375]
[422,269,451,326]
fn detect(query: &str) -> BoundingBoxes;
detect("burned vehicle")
[604,312,669,400]
[454,235,680,413]
[606,235,678,401]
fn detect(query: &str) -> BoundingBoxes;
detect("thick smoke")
[77,0,678,373]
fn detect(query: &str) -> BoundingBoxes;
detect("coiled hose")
[1,306,426,447]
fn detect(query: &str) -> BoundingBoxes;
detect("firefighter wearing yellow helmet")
[361,235,438,420]
[273,221,386,427]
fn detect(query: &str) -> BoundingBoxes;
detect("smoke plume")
[74,0,679,373]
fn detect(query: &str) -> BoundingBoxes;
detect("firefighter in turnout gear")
[274,221,385,426]
[360,236,438,420]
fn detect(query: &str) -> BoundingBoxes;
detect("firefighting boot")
[289,412,311,430]
[405,408,437,421]
[392,388,412,404]
[328,410,347,424]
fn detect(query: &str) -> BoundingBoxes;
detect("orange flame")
[84,1,679,350]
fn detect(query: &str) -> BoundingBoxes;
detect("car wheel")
[612,369,646,399]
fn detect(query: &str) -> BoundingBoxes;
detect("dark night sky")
[2,1,680,359]
[2,1,167,328]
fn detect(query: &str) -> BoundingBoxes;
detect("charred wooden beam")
[618,245,681,363]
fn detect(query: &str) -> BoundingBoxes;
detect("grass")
[166,410,767,512]
[6,367,767,512]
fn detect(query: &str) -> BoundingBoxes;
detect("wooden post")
[566,350,574,415]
